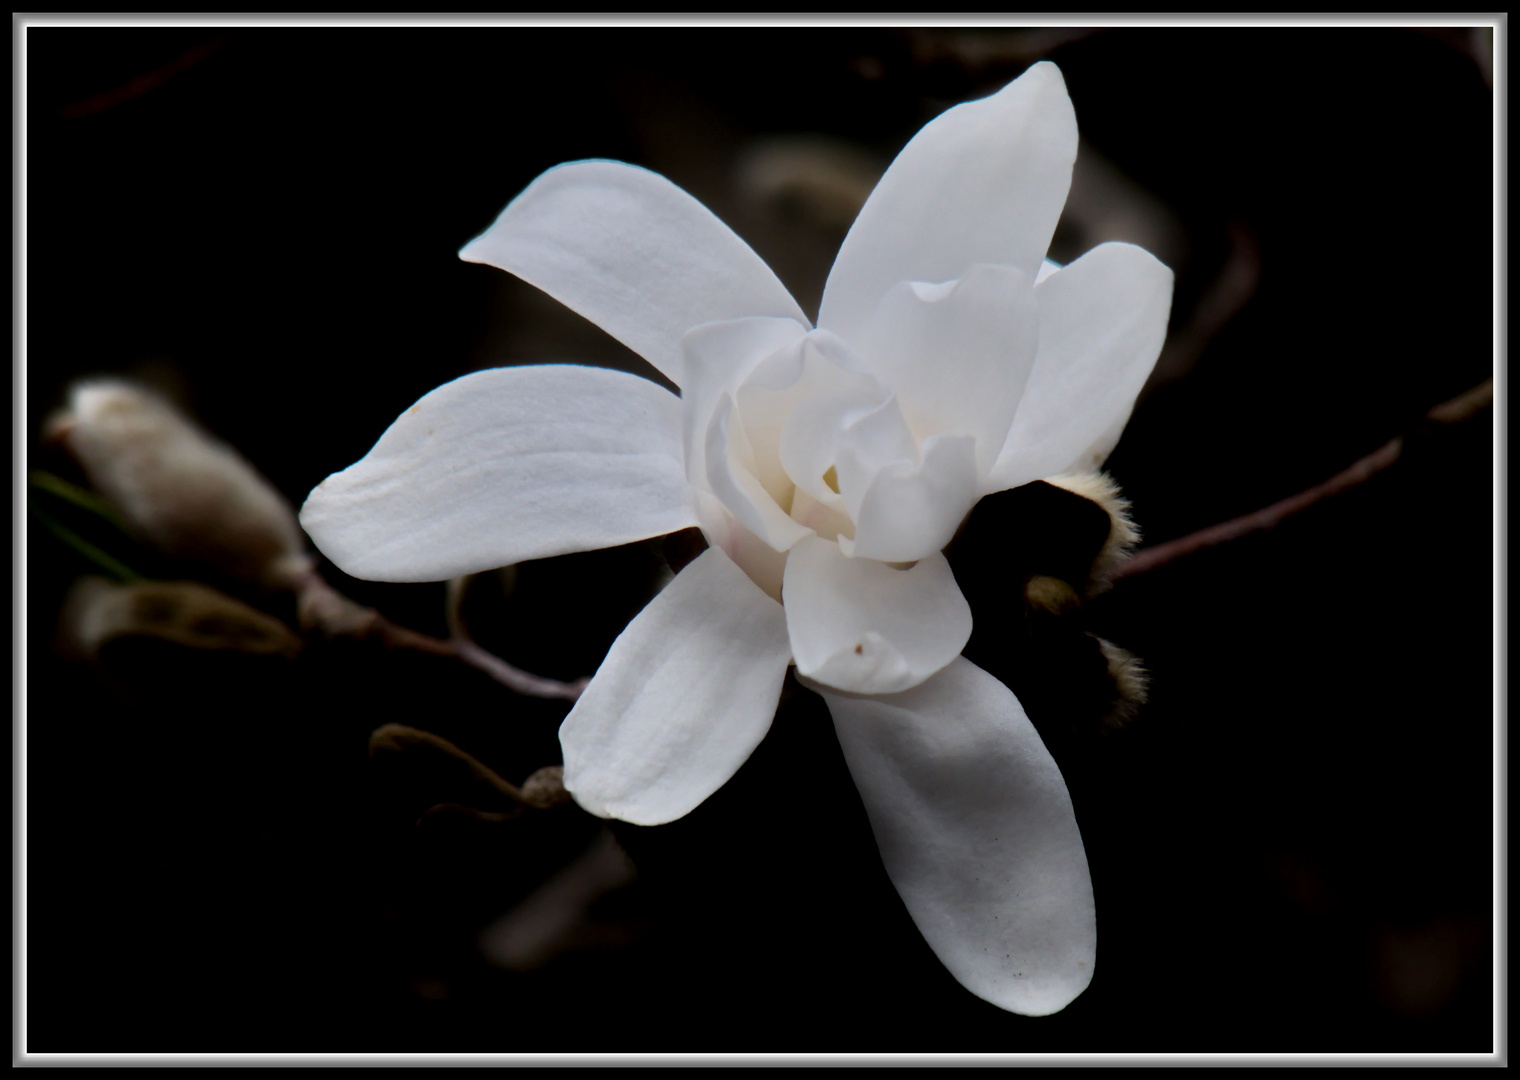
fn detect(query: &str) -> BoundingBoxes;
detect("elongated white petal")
[300,365,693,582]
[1071,403,1135,473]
[817,657,1096,1016]
[818,62,1077,345]
[839,432,978,563]
[560,547,792,826]
[858,264,1041,476]
[783,536,970,695]
[987,242,1174,492]
[461,161,810,385]
[705,396,813,552]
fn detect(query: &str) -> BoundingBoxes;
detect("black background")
[25,27,1495,1055]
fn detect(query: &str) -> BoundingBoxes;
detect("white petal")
[300,365,693,582]
[780,387,900,508]
[705,395,813,552]
[817,657,1096,1016]
[858,264,1041,477]
[783,536,970,695]
[560,547,792,826]
[461,161,810,385]
[818,62,1078,345]
[829,394,921,510]
[680,316,810,496]
[787,486,855,546]
[1071,404,1135,473]
[839,432,979,563]
[738,330,883,507]
[691,488,790,602]
[987,242,1174,492]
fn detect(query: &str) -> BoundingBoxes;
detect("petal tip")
[564,780,670,827]
[1024,58,1067,90]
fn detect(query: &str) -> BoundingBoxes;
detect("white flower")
[300,61,1172,1017]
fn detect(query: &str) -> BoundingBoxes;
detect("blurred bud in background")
[735,135,884,234]
[59,576,304,664]
[45,379,313,591]
[477,828,641,973]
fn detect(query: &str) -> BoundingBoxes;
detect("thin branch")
[1111,378,1492,582]
[1149,220,1261,390]
[445,572,591,701]
[369,723,571,812]
[57,36,230,119]
[453,639,590,703]
[293,570,586,702]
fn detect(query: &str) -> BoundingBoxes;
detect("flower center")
[689,325,981,596]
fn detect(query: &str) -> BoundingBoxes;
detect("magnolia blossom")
[301,62,1172,1016]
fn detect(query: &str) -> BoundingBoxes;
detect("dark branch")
[1111,379,1492,582]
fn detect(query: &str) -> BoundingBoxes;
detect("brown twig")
[444,573,591,701]
[57,36,231,119]
[1111,378,1492,582]
[368,723,571,813]
[453,638,590,702]
[1148,220,1262,389]
[293,570,587,702]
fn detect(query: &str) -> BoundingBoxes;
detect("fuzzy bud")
[50,380,312,590]
[59,577,303,661]
[1042,471,1140,595]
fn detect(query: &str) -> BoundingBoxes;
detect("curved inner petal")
[838,432,978,563]
[704,395,814,553]
[681,316,810,494]
[829,394,922,518]
[689,487,789,602]
[788,487,855,545]
[739,330,886,508]
[816,657,1096,1017]
[857,263,1041,478]
[778,390,888,507]
[783,536,971,695]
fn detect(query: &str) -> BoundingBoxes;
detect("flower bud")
[736,135,883,233]
[59,577,303,661]
[1042,470,1140,594]
[477,828,639,972]
[1023,574,1082,618]
[1091,635,1149,732]
[520,765,573,810]
[50,380,312,590]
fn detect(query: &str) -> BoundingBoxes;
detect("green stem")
[28,470,129,531]
[28,501,143,583]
